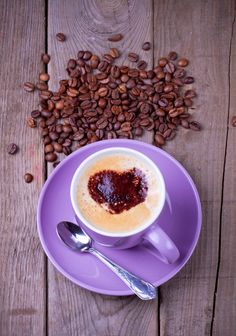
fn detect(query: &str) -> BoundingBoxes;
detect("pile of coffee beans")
[24,38,200,164]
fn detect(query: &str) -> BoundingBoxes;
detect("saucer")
[37,139,202,296]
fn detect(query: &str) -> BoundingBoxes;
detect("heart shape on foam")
[88,168,148,214]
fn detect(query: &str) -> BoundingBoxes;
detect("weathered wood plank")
[0,0,45,335]
[47,1,157,335]
[212,3,236,335]
[153,0,234,335]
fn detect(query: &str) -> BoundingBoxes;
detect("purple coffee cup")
[70,147,180,264]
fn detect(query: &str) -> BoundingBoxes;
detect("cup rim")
[70,147,166,237]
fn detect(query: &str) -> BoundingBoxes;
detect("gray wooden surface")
[0,0,235,335]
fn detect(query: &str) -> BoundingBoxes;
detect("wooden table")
[1,0,235,335]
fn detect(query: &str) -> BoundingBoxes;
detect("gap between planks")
[210,3,236,334]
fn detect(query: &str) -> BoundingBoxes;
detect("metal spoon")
[57,221,156,300]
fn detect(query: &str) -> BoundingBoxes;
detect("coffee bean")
[184,98,193,107]
[31,110,41,118]
[158,58,168,67]
[44,144,54,153]
[184,89,197,98]
[90,55,100,69]
[167,130,176,140]
[7,143,18,155]
[53,161,60,168]
[109,48,120,58]
[27,117,36,128]
[178,58,189,67]
[39,73,50,82]
[49,132,59,141]
[36,82,48,91]
[24,82,35,92]
[154,133,165,146]
[184,76,194,84]
[98,87,108,97]
[181,119,190,129]
[137,60,147,70]
[174,68,186,78]
[163,128,172,138]
[231,116,236,127]
[128,52,139,62]
[42,53,50,64]
[56,33,66,42]
[83,51,92,60]
[24,173,33,183]
[189,121,201,131]
[142,42,151,51]
[128,69,139,78]
[168,51,178,61]
[108,34,123,42]
[165,62,175,74]
[45,152,57,162]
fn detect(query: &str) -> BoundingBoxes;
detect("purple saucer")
[37,139,202,296]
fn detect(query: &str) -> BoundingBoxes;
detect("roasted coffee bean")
[67,59,76,69]
[31,110,41,118]
[53,161,60,168]
[184,98,193,107]
[109,48,120,58]
[108,33,123,42]
[128,52,139,62]
[184,89,197,98]
[36,82,48,91]
[189,121,201,131]
[7,143,18,155]
[134,127,143,136]
[181,119,190,129]
[83,51,92,60]
[42,53,50,64]
[163,128,172,138]
[178,58,189,67]
[184,76,194,84]
[90,55,100,69]
[62,138,72,147]
[231,116,236,127]
[43,136,51,145]
[27,117,36,128]
[56,33,66,42]
[174,68,186,78]
[23,82,35,92]
[128,69,139,78]
[142,42,151,51]
[174,97,184,107]
[45,152,57,162]
[165,62,175,74]
[154,133,165,146]
[137,60,147,70]
[44,144,54,153]
[158,58,168,67]
[24,173,33,183]
[49,132,59,140]
[167,130,176,140]
[39,73,50,81]
[168,51,178,61]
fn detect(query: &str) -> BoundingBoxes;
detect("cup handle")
[143,226,180,264]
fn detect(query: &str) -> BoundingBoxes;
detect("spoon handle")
[88,247,156,300]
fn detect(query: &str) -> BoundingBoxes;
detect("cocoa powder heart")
[88,168,148,214]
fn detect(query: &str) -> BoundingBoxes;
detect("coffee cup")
[70,147,179,263]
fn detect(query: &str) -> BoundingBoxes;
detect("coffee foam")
[76,152,163,234]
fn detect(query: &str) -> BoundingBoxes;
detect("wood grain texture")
[212,3,236,335]
[0,1,45,335]
[47,1,157,335]
[153,0,234,335]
